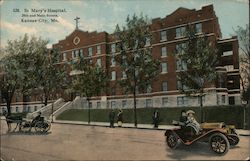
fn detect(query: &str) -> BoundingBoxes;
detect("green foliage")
[178,27,218,95]
[114,14,160,93]
[70,57,108,99]
[34,47,68,105]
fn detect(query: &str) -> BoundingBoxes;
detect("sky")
[0,0,249,48]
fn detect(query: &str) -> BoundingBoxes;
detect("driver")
[186,110,201,135]
[32,112,42,124]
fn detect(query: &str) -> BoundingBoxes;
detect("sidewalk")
[54,119,250,136]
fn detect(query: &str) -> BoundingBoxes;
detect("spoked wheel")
[20,121,31,132]
[209,133,230,155]
[42,120,51,132]
[166,132,179,149]
[35,121,47,133]
[227,134,240,146]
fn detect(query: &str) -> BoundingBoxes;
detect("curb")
[53,121,166,131]
[53,121,250,135]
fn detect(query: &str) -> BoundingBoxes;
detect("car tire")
[227,134,240,146]
[209,133,230,155]
[166,132,179,149]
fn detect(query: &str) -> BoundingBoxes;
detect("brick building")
[0,4,241,113]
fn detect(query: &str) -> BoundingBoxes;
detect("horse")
[3,111,23,132]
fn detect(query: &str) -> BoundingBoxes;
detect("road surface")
[1,120,249,160]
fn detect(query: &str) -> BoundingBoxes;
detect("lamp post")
[242,101,247,129]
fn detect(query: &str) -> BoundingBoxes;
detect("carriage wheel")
[209,133,230,155]
[43,120,51,132]
[20,121,31,132]
[166,132,179,149]
[35,121,46,133]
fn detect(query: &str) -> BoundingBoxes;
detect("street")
[1,120,249,160]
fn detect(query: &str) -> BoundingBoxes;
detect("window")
[176,59,187,71]
[222,95,226,104]
[89,102,92,108]
[176,26,186,38]
[16,107,19,113]
[162,97,168,106]
[146,99,152,108]
[34,106,37,111]
[177,96,188,106]
[88,47,93,57]
[161,62,167,73]
[27,106,30,112]
[75,50,79,58]
[146,84,152,93]
[97,102,101,108]
[177,81,182,90]
[111,57,116,66]
[97,45,101,54]
[111,71,116,80]
[122,55,127,66]
[72,51,76,59]
[96,58,102,67]
[160,30,167,41]
[161,46,167,57]
[111,101,116,108]
[111,87,116,95]
[122,71,127,79]
[162,82,168,91]
[111,43,116,53]
[62,53,67,61]
[176,43,186,55]
[195,23,202,33]
[145,37,151,46]
[198,96,205,105]
[122,100,127,108]
[80,49,84,57]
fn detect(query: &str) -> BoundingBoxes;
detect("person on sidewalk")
[152,109,160,128]
[109,109,115,128]
[117,109,123,127]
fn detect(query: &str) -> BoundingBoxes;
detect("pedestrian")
[117,109,123,127]
[152,109,160,128]
[109,109,115,128]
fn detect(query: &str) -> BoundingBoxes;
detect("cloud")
[2,21,37,34]
[57,16,74,30]
[70,0,88,7]
[0,0,4,5]
[235,0,249,3]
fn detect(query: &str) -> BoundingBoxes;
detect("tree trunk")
[133,88,137,127]
[6,99,11,115]
[87,98,90,124]
[44,96,48,106]
[199,95,203,123]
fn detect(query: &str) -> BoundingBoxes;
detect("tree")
[235,24,250,103]
[0,35,45,114]
[0,53,20,115]
[114,14,160,127]
[34,48,68,106]
[178,27,218,122]
[71,57,108,124]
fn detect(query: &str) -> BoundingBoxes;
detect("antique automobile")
[165,120,239,155]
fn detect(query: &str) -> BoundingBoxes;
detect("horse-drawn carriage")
[3,111,51,133]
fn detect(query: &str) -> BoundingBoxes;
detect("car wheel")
[227,134,240,146]
[166,132,179,149]
[209,133,230,155]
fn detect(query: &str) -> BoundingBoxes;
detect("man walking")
[109,109,115,128]
[152,109,160,128]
